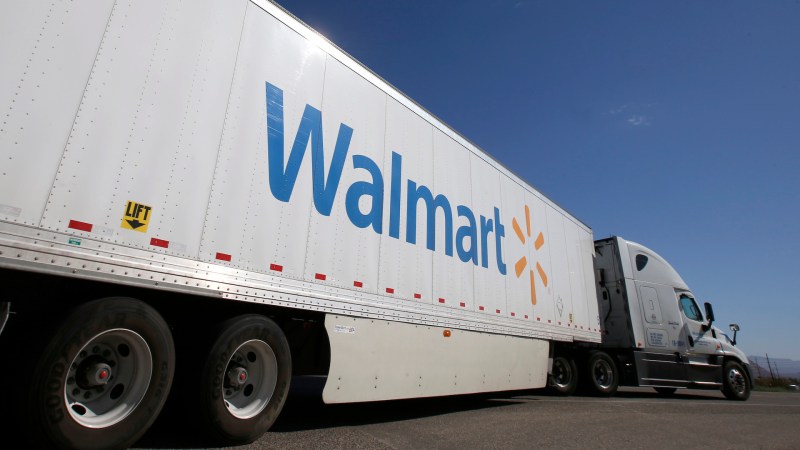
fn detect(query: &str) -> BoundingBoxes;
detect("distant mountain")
[748,356,800,379]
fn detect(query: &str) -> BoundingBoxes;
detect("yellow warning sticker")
[121,201,152,233]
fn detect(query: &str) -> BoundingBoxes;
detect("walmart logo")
[266,82,554,281]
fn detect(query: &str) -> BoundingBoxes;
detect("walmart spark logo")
[512,205,548,305]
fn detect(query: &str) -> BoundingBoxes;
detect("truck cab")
[592,236,751,400]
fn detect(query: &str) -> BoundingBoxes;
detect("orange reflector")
[443,330,451,337]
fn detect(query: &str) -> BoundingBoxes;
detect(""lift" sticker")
[121,201,152,233]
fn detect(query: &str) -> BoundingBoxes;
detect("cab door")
[633,283,686,384]
[677,292,723,385]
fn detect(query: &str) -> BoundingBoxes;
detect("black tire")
[199,314,292,445]
[26,297,175,450]
[654,387,677,396]
[547,355,578,396]
[722,360,751,401]
[583,351,619,397]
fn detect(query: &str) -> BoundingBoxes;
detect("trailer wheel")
[721,360,750,401]
[200,314,291,445]
[547,356,578,396]
[584,351,619,396]
[26,297,174,449]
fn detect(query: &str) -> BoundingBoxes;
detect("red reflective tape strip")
[386,287,394,294]
[438,298,445,304]
[459,302,466,307]
[315,273,326,281]
[511,312,516,317]
[548,320,552,323]
[150,237,169,248]
[495,309,501,314]
[479,306,485,311]
[537,317,541,321]
[558,322,562,325]
[354,280,363,288]
[525,315,529,319]
[270,264,283,272]
[68,220,93,232]
[414,293,421,299]
[216,252,231,262]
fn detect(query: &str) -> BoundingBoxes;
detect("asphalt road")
[136,380,800,449]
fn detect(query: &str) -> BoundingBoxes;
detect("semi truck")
[0,0,751,448]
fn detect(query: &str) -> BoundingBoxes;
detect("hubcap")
[76,356,113,388]
[593,359,614,389]
[552,359,572,388]
[222,339,278,419]
[64,329,152,428]
[226,366,249,387]
[728,367,746,394]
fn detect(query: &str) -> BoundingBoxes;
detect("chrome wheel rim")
[728,367,746,395]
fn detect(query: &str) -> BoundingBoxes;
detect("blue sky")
[274,0,800,360]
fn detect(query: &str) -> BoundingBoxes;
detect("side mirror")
[729,323,740,345]
[702,302,715,331]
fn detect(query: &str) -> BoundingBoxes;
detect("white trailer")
[0,1,750,449]
[1,1,599,448]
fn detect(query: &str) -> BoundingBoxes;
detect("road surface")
[135,379,800,449]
